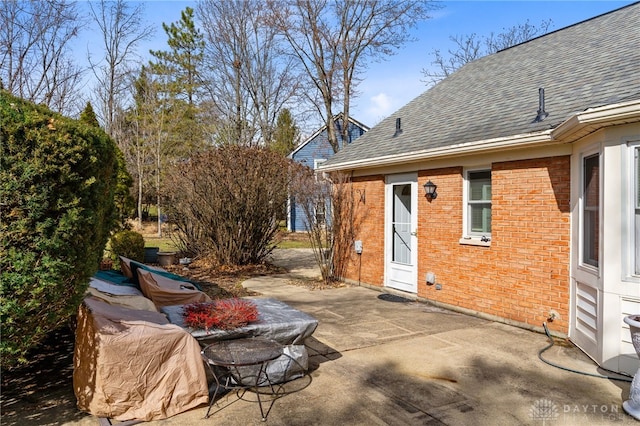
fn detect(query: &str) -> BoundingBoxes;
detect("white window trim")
[314,158,327,169]
[624,140,640,281]
[314,158,328,182]
[460,167,492,246]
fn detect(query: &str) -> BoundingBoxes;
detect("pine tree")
[150,7,204,105]
[149,7,206,153]
[270,109,299,156]
[79,102,100,128]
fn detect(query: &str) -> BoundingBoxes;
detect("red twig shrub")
[182,299,258,331]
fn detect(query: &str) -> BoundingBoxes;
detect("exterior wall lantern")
[423,180,437,200]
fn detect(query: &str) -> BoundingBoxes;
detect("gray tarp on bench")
[161,298,318,345]
[162,298,318,383]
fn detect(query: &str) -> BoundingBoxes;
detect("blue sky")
[78,0,635,129]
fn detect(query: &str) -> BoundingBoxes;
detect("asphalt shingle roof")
[324,2,640,169]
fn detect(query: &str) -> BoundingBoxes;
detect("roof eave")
[319,131,554,172]
[320,99,640,173]
[551,99,640,143]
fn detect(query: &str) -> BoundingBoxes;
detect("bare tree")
[87,0,154,136]
[485,19,553,52]
[0,0,85,115]
[197,0,301,146]
[271,0,435,153]
[119,67,164,231]
[144,7,210,235]
[422,19,553,86]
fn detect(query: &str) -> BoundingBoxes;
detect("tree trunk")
[136,139,143,230]
[156,138,162,237]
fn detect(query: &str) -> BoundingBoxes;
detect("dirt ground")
[0,231,320,426]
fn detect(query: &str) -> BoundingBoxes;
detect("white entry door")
[385,173,418,293]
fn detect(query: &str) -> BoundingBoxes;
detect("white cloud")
[355,74,423,126]
[367,92,393,120]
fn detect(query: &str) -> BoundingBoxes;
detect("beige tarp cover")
[73,297,208,421]
[137,269,211,308]
[85,287,159,312]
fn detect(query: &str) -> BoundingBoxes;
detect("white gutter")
[319,99,640,173]
[319,130,554,172]
[551,99,640,142]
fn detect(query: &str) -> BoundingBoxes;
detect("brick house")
[287,113,368,232]
[320,4,640,374]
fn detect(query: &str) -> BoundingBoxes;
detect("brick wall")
[341,156,571,334]
[342,175,386,285]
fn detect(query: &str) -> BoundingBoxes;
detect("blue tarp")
[96,262,203,291]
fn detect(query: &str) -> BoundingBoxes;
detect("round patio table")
[201,337,284,421]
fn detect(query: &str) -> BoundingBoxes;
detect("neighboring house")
[287,113,369,232]
[320,3,640,375]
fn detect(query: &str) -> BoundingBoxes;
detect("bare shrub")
[164,145,290,265]
[289,166,362,284]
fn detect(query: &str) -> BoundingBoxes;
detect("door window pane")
[392,184,411,264]
[583,154,599,267]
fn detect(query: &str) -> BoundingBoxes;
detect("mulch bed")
[161,259,283,299]
[286,278,346,290]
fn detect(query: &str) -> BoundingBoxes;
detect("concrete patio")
[71,249,635,425]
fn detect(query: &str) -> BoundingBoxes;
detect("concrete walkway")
[73,249,635,425]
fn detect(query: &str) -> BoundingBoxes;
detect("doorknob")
[411,231,417,236]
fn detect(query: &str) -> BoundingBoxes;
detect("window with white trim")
[465,169,492,239]
[313,159,329,226]
[314,199,327,226]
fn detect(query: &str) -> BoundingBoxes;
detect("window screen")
[582,154,599,268]
[467,170,491,235]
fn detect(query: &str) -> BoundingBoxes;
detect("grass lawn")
[138,222,314,252]
[144,236,178,252]
[276,238,313,249]
[275,232,313,249]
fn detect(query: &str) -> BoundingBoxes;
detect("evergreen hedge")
[110,229,145,263]
[0,91,119,369]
